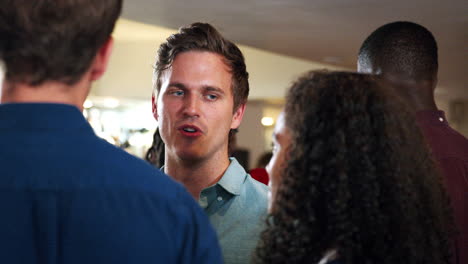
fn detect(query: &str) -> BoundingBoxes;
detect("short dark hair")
[255,71,453,264]
[0,0,122,86]
[154,22,249,111]
[358,21,438,81]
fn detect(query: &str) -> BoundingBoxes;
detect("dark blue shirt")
[0,103,222,264]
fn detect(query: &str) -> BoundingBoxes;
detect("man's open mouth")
[178,125,202,136]
[183,127,197,133]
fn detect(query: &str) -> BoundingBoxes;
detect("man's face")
[154,51,245,163]
[266,112,291,212]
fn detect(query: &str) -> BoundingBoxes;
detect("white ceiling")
[122,0,468,100]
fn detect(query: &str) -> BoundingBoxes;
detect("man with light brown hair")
[153,22,268,264]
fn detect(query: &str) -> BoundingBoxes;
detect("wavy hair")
[255,71,453,264]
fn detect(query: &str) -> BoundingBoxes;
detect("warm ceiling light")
[261,117,274,127]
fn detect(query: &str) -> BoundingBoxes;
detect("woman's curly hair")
[255,71,453,264]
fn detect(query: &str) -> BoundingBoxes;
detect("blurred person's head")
[152,23,248,164]
[265,112,290,210]
[257,71,453,264]
[0,0,122,106]
[357,21,438,111]
[358,21,437,83]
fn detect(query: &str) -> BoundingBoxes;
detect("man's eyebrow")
[203,86,225,94]
[167,82,186,89]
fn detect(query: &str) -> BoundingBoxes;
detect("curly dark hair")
[255,71,453,264]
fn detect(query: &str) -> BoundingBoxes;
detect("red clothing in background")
[249,168,269,185]
[416,110,468,264]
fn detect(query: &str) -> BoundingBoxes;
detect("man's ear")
[152,91,158,121]
[90,37,114,81]
[230,103,246,129]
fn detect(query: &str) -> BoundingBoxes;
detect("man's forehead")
[160,52,233,91]
[159,67,173,83]
[171,51,230,71]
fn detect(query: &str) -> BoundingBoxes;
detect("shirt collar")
[161,157,247,198]
[415,110,448,126]
[0,103,92,132]
[216,158,247,196]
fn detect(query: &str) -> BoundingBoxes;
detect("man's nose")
[182,95,200,117]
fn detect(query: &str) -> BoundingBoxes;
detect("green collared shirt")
[199,158,268,264]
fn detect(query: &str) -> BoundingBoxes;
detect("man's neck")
[384,75,438,112]
[1,79,90,110]
[164,152,231,200]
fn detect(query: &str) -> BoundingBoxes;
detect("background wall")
[450,100,468,136]
[93,19,344,100]
[88,19,467,165]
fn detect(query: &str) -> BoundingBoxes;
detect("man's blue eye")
[172,91,184,96]
[206,94,217,100]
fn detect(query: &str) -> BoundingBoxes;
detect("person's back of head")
[357,21,438,83]
[256,71,453,264]
[0,0,121,98]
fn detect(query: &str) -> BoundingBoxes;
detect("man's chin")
[175,150,206,163]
